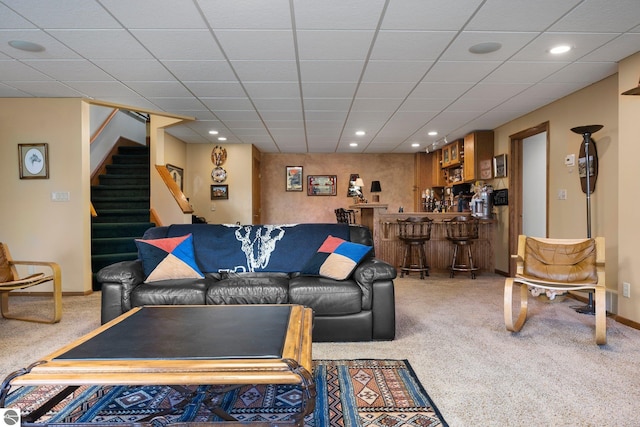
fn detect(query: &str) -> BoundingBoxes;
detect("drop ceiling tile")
[302,82,358,98]
[300,60,364,82]
[259,110,303,121]
[543,62,617,84]
[94,59,175,81]
[100,0,206,29]
[147,97,207,111]
[200,97,254,110]
[215,30,295,60]
[243,82,300,98]
[362,61,432,83]
[183,81,246,97]
[0,82,29,96]
[382,0,482,31]
[131,30,224,60]
[253,98,301,111]
[126,81,192,97]
[398,97,452,111]
[549,0,640,32]
[263,120,304,129]
[423,61,501,82]
[466,0,580,31]
[580,33,640,62]
[214,109,261,121]
[232,60,299,81]
[22,59,114,81]
[355,82,415,98]
[0,60,52,80]
[65,81,139,97]
[293,0,385,30]
[303,98,350,110]
[345,111,396,123]
[370,31,456,61]
[484,61,568,84]
[8,81,84,97]
[163,60,237,81]
[351,98,404,112]
[411,82,475,98]
[48,29,152,60]
[297,30,374,60]
[0,3,37,28]
[169,110,217,121]
[199,0,292,29]
[0,30,81,60]
[448,97,503,112]
[2,0,120,28]
[440,31,539,61]
[464,82,531,100]
[511,32,620,61]
[304,110,348,121]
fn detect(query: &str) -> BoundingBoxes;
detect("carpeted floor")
[4,359,445,426]
[4,273,640,426]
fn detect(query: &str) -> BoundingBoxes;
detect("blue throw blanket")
[162,223,351,273]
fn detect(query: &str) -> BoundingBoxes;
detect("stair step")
[99,174,149,186]
[91,237,139,254]
[91,185,149,198]
[91,252,139,273]
[92,222,155,238]
[118,145,149,155]
[112,154,149,165]
[92,209,150,223]
[106,164,150,175]
[92,198,149,210]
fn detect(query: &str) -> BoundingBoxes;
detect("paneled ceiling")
[1,0,639,153]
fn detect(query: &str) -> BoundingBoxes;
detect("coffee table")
[1,304,315,426]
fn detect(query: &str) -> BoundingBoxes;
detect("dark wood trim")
[508,121,549,276]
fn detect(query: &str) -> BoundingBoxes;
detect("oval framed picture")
[18,143,49,179]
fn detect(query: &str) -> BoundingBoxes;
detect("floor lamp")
[570,124,603,315]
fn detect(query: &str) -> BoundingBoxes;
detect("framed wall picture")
[493,154,507,178]
[18,143,49,179]
[286,166,303,191]
[211,184,229,200]
[166,164,184,191]
[307,175,337,196]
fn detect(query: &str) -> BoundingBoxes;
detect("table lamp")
[370,180,382,202]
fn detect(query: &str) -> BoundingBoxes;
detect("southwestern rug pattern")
[6,359,447,426]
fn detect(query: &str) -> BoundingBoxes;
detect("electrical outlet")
[558,189,567,200]
[564,154,575,166]
[623,282,631,298]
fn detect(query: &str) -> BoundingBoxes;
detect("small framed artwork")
[286,166,303,192]
[493,154,507,178]
[18,143,49,179]
[211,184,229,200]
[166,164,184,191]
[307,175,337,196]
[480,159,493,180]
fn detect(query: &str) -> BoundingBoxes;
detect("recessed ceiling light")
[355,130,366,136]
[8,40,45,52]
[411,143,420,148]
[217,137,227,141]
[468,42,502,54]
[208,130,219,135]
[349,142,358,147]
[428,131,438,136]
[550,45,571,54]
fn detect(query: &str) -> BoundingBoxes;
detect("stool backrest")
[397,217,433,240]
[335,208,356,224]
[444,216,479,240]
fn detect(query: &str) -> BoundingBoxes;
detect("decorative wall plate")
[211,166,227,183]
[211,145,227,166]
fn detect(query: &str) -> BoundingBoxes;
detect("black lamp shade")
[370,181,382,192]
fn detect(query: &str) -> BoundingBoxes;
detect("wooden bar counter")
[351,206,495,273]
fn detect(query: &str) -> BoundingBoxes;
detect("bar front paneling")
[372,211,495,273]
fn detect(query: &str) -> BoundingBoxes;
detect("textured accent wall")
[260,153,415,224]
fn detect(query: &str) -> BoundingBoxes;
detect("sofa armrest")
[97,260,144,321]
[352,258,397,310]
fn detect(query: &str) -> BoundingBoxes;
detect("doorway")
[508,122,549,275]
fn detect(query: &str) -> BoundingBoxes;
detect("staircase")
[91,145,154,290]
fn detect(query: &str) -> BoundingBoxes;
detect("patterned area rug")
[5,359,447,426]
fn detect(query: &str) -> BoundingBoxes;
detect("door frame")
[508,121,549,276]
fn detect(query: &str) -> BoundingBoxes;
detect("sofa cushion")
[130,278,209,307]
[206,274,289,305]
[158,223,351,274]
[301,235,372,280]
[135,234,204,283]
[289,276,362,316]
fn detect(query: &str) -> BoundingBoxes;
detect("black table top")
[55,305,292,361]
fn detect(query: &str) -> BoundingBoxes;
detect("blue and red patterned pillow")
[135,233,204,283]
[302,235,372,280]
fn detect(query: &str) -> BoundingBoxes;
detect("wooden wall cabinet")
[463,130,494,183]
[441,139,462,168]
[414,151,445,211]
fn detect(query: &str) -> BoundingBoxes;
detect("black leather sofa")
[98,223,396,342]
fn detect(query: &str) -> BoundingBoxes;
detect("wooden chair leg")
[594,286,607,345]
[1,264,62,324]
[504,278,529,332]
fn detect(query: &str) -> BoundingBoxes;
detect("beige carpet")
[2,273,640,426]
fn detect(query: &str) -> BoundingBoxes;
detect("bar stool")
[444,215,480,279]
[397,217,433,279]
